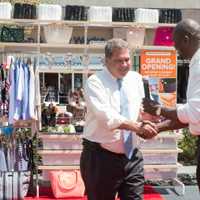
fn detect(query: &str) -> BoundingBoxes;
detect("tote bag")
[49,170,85,198]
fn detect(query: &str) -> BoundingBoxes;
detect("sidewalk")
[155,185,199,200]
[177,165,196,175]
[154,165,199,199]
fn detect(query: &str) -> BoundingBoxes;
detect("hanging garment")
[13,59,24,120]
[0,147,7,171]
[8,62,16,124]
[29,64,36,119]
[9,58,36,123]
[22,63,30,120]
[15,138,28,171]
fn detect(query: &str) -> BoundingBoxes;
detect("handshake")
[135,98,174,140]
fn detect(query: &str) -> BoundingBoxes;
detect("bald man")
[143,18,200,190]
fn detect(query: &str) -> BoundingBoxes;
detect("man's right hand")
[136,121,158,139]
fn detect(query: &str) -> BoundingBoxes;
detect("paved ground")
[153,165,199,199]
[36,166,199,199]
[154,185,199,200]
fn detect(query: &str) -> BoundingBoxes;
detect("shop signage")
[140,50,177,107]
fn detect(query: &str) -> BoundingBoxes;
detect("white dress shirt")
[83,67,144,153]
[177,48,200,135]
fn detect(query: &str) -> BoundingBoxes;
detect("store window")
[40,73,59,104]
[59,73,72,104]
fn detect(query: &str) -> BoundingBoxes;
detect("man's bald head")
[173,19,200,59]
[174,19,200,40]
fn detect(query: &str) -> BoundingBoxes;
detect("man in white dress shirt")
[143,19,200,191]
[80,38,158,200]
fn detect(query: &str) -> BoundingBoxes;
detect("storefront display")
[0,3,193,197]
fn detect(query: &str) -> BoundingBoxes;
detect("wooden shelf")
[38,131,181,139]
[141,148,183,154]
[0,42,175,53]
[0,18,39,25]
[144,163,182,169]
[38,148,182,155]
[0,19,176,28]
[38,163,182,171]
[39,43,86,54]
[38,149,82,154]
[38,165,80,170]
[39,133,82,140]
[38,66,103,74]
[0,43,39,53]
[138,45,175,50]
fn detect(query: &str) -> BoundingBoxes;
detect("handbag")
[154,26,174,46]
[0,26,24,43]
[13,3,36,19]
[49,170,85,198]
[0,171,31,200]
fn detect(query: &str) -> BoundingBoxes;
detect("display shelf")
[0,42,175,53]
[38,163,181,170]
[0,43,39,53]
[39,43,86,54]
[38,149,81,154]
[0,18,39,25]
[39,132,82,139]
[141,148,182,154]
[0,19,176,54]
[38,165,79,170]
[0,19,176,28]
[38,66,102,74]
[144,163,182,169]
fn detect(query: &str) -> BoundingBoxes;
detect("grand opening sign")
[140,50,177,108]
[140,50,176,78]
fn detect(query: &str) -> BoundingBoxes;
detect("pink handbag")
[49,170,85,198]
[154,26,174,46]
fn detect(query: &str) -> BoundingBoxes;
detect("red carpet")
[25,185,164,200]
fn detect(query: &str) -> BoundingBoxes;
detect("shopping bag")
[0,171,31,200]
[49,170,85,198]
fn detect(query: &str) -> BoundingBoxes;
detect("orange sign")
[140,50,177,78]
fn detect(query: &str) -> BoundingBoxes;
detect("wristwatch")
[155,106,161,116]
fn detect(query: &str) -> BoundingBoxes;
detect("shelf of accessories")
[0,42,175,54]
[0,19,176,54]
[0,19,176,28]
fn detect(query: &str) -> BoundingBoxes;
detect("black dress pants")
[196,136,200,190]
[80,139,144,200]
